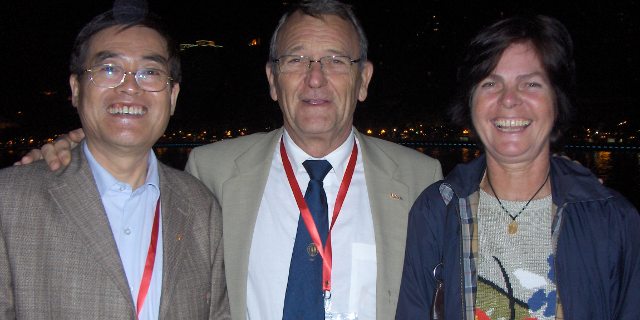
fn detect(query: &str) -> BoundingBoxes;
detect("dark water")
[2,145,639,209]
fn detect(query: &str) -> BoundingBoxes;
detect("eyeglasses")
[273,55,361,74]
[83,64,173,92]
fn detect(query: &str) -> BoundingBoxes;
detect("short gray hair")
[268,0,368,67]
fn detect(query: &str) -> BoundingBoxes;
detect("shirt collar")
[282,128,356,179]
[83,141,160,196]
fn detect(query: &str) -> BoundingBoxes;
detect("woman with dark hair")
[396,15,640,319]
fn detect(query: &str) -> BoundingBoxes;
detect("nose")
[499,85,522,108]
[305,60,327,88]
[118,72,143,95]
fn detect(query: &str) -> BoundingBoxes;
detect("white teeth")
[493,119,531,128]
[108,105,146,115]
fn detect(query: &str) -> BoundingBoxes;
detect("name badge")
[324,291,358,320]
[325,312,358,320]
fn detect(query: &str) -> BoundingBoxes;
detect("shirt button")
[124,228,131,235]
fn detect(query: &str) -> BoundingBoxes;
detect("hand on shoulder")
[14,128,85,171]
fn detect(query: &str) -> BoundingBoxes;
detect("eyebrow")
[517,72,547,81]
[91,50,169,65]
[142,54,170,65]
[282,45,349,57]
[486,71,548,81]
[92,51,119,63]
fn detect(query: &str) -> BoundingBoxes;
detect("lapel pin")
[389,193,403,200]
[307,243,319,257]
[176,233,183,241]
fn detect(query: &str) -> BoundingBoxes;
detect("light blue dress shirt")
[83,142,163,319]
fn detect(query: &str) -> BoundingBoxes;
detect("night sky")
[2,0,639,138]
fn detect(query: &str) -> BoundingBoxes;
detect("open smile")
[302,99,330,105]
[492,119,531,132]
[108,104,147,116]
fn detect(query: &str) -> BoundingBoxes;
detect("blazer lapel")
[223,128,282,319]
[356,131,411,318]
[48,147,133,307]
[157,164,192,318]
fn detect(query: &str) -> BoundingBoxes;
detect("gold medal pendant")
[508,220,518,234]
[486,170,550,237]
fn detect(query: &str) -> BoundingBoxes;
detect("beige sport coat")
[185,128,442,319]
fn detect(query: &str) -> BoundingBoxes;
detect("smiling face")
[471,42,556,165]
[70,25,179,157]
[266,11,373,156]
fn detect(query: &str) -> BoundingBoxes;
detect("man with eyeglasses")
[0,3,230,319]
[17,0,442,319]
[188,1,442,319]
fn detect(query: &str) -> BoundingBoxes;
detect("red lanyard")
[280,137,358,292]
[136,198,160,316]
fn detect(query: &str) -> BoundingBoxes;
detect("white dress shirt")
[246,129,377,320]
[84,142,163,320]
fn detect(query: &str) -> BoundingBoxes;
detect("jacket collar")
[549,155,613,205]
[442,154,486,198]
[443,153,613,206]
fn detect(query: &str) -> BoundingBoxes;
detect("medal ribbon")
[280,137,358,292]
[136,198,160,316]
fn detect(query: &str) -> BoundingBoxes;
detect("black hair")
[69,9,181,83]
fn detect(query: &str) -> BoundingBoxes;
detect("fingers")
[11,129,82,170]
[67,128,85,147]
[42,137,74,170]
[13,137,75,171]
[13,149,43,166]
[41,143,62,171]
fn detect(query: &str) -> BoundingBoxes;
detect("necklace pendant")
[508,221,518,234]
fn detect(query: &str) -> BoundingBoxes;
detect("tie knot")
[302,160,332,182]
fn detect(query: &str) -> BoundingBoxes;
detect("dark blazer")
[0,146,230,319]
[185,128,443,319]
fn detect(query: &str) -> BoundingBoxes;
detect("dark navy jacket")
[396,155,640,319]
